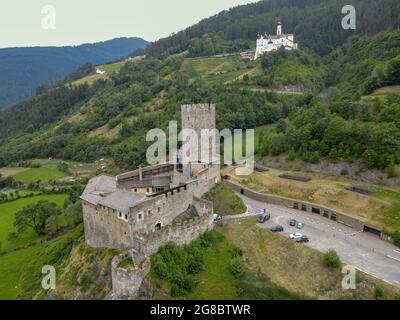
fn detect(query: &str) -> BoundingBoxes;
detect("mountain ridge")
[0,37,148,110]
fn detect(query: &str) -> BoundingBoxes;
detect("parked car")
[271,225,284,232]
[297,222,304,229]
[258,213,271,223]
[213,214,222,222]
[289,219,296,226]
[296,236,309,243]
[289,233,302,240]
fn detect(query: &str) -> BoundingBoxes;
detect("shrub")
[340,169,348,176]
[229,257,246,279]
[322,249,341,268]
[374,287,387,300]
[170,273,197,297]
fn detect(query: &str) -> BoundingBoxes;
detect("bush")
[229,257,246,279]
[374,287,387,300]
[340,169,348,176]
[170,273,197,297]
[322,249,341,268]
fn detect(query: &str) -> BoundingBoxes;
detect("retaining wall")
[223,180,386,238]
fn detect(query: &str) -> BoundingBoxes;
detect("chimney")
[139,165,143,181]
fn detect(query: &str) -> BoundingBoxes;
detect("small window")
[138,213,142,220]
[134,188,137,192]
[125,214,128,220]
[301,204,307,211]
[331,214,337,221]
[158,207,160,213]
[148,210,151,215]
[147,188,150,193]
[323,210,329,218]
[119,212,122,217]
[293,203,299,209]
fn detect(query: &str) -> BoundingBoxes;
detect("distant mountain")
[0,37,148,110]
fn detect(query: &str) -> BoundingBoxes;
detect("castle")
[254,20,298,60]
[80,104,220,259]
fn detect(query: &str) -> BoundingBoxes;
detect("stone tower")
[277,19,282,36]
[180,104,219,180]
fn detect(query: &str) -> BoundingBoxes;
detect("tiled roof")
[80,174,147,213]
[99,190,146,214]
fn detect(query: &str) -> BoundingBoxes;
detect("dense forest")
[0,0,399,174]
[145,0,399,57]
[0,37,148,110]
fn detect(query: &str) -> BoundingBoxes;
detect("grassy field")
[225,167,400,232]
[13,166,66,183]
[99,61,126,74]
[72,61,126,86]
[204,184,247,216]
[180,55,258,84]
[1,158,112,182]
[0,167,28,177]
[150,235,238,300]
[0,244,44,299]
[0,194,68,253]
[220,218,400,299]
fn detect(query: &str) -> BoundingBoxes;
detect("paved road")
[236,193,400,288]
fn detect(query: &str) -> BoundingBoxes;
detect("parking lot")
[237,193,400,288]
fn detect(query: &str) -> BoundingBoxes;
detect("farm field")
[0,194,68,253]
[180,55,258,84]
[13,166,66,183]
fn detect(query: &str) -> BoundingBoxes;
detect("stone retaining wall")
[223,180,387,239]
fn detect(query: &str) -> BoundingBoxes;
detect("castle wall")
[111,250,151,299]
[82,201,132,250]
[133,198,214,257]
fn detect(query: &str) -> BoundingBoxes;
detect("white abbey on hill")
[254,20,298,60]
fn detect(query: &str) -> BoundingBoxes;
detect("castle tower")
[277,19,282,36]
[180,104,219,180]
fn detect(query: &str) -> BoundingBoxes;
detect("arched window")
[155,223,162,231]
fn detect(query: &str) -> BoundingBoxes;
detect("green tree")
[14,200,62,236]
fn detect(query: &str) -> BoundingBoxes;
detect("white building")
[254,21,298,60]
[96,68,106,75]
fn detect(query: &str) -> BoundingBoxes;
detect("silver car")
[297,222,304,229]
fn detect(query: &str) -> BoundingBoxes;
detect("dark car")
[258,213,271,223]
[289,219,296,226]
[271,225,284,232]
[296,236,309,243]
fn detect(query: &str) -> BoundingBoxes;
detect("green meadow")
[0,194,68,253]
[0,244,44,299]
[13,166,66,183]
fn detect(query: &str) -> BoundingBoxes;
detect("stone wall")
[82,201,132,250]
[133,198,214,257]
[111,250,150,299]
[223,180,384,236]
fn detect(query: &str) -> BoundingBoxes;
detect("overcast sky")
[0,0,256,48]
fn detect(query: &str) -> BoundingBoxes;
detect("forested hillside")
[146,0,399,57]
[0,0,399,176]
[0,37,148,110]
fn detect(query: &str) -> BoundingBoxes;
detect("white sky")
[0,0,256,48]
